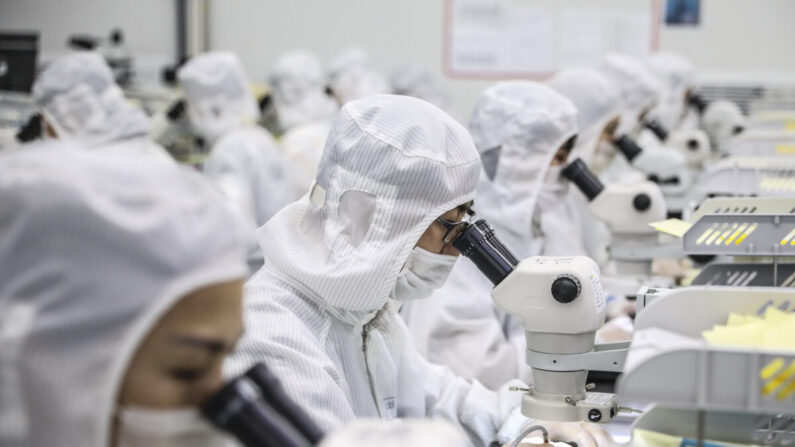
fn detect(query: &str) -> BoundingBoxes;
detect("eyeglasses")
[435,208,476,245]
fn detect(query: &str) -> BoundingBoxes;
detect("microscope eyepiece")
[688,93,708,114]
[644,120,669,142]
[201,363,320,447]
[166,99,186,121]
[449,219,518,286]
[244,363,325,444]
[613,135,643,162]
[16,113,42,143]
[561,158,604,201]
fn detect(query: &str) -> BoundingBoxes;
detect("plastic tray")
[691,263,795,287]
[725,131,795,157]
[683,213,795,256]
[687,157,795,207]
[618,286,795,415]
[632,406,795,446]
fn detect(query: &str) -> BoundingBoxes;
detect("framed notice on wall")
[443,0,662,79]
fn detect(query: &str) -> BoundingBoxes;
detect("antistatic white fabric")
[32,52,168,160]
[547,68,622,265]
[178,51,260,144]
[269,50,338,132]
[203,126,301,226]
[279,120,334,193]
[179,51,302,226]
[226,95,525,447]
[327,47,391,105]
[646,51,695,131]
[0,142,249,447]
[468,81,579,259]
[548,68,622,166]
[391,64,454,114]
[403,82,580,390]
[600,54,662,137]
[702,100,746,153]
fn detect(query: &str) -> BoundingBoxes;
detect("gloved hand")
[503,420,617,447]
[540,421,616,447]
[596,315,634,343]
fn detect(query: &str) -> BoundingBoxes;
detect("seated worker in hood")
[401,81,583,390]
[227,93,614,447]
[268,50,339,191]
[549,68,639,333]
[178,51,303,228]
[31,52,173,163]
[599,54,690,188]
[326,47,391,106]
[0,143,250,447]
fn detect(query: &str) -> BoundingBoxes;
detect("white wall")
[209,0,795,118]
[660,0,795,73]
[209,0,481,121]
[2,0,794,114]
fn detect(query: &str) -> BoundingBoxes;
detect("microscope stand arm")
[526,341,630,373]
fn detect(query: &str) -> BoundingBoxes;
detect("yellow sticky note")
[764,323,795,349]
[727,313,761,327]
[705,309,795,350]
[764,307,790,324]
[703,323,765,347]
[649,219,692,238]
[776,144,795,154]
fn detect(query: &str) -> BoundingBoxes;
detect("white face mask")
[116,406,229,447]
[390,246,457,301]
[536,165,570,211]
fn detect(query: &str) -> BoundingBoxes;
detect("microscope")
[611,132,703,217]
[643,118,712,184]
[643,119,711,170]
[201,362,324,447]
[687,92,747,155]
[446,221,630,423]
[562,158,677,296]
[702,101,747,155]
[614,134,688,188]
[68,29,133,87]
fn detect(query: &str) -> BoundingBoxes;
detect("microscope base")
[521,389,618,423]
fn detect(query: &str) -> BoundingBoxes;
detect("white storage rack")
[684,158,795,216]
[618,197,795,445]
[618,286,795,445]
[683,197,795,288]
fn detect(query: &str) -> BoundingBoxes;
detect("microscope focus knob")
[632,193,651,211]
[551,275,581,304]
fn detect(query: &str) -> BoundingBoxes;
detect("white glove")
[505,419,617,447]
[543,421,616,447]
[596,315,634,343]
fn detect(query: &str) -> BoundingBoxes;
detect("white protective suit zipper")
[361,320,383,417]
